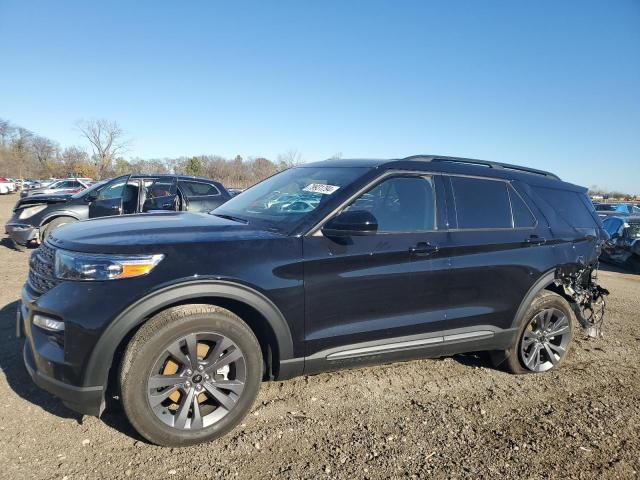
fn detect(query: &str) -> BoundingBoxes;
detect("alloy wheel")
[520,308,571,372]
[147,332,246,430]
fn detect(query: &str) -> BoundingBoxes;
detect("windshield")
[47,180,65,189]
[71,180,107,199]
[212,166,368,233]
[628,223,640,239]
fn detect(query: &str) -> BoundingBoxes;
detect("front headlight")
[55,251,165,281]
[18,204,47,219]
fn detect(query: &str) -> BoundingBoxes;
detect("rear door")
[178,180,228,211]
[88,175,131,218]
[444,175,554,333]
[142,177,179,212]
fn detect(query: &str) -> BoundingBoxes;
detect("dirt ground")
[0,192,639,480]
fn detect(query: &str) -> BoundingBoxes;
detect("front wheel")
[120,305,263,447]
[41,216,77,242]
[500,291,574,374]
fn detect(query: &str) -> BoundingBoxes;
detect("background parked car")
[601,215,640,272]
[20,178,92,198]
[227,187,244,197]
[5,174,230,248]
[0,177,17,194]
[593,202,640,218]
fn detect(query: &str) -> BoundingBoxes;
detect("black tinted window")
[532,187,597,228]
[178,181,220,197]
[509,187,536,228]
[451,177,511,229]
[346,176,436,232]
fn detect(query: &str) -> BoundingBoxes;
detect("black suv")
[18,156,608,446]
[6,174,230,247]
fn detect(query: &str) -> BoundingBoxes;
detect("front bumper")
[18,288,105,416]
[5,223,39,245]
[22,340,104,416]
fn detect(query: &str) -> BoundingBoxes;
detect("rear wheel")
[500,290,574,374]
[120,305,263,447]
[41,216,77,242]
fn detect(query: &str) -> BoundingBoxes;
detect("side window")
[178,181,220,197]
[509,187,536,228]
[345,176,436,232]
[451,177,512,229]
[96,178,127,201]
[146,178,176,200]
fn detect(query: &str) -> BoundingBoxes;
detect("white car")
[0,178,16,194]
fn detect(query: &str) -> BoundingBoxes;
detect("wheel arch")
[40,211,82,226]
[510,269,557,329]
[86,280,296,392]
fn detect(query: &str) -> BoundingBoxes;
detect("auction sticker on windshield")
[303,184,340,195]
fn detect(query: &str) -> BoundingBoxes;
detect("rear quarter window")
[532,186,598,228]
[178,181,220,197]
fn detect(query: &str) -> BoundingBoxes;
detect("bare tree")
[329,152,343,160]
[76,119,131,178]
[277,149,302,168]
[0,119,14,145]
[31,135,59,167]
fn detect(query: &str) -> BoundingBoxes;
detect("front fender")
[40,209,84,225]
[83,279,296,388]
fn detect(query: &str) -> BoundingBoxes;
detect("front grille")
[28,242,61,295]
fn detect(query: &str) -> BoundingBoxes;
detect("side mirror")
[322,210,378,237]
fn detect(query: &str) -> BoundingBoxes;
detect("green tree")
[185,156,204,176]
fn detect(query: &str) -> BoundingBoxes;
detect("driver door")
[88,175,131,218]
[303,174,450,367]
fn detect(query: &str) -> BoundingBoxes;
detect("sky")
[0,1,639,193]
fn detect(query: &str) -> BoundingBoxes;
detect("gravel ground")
[0,192,639,480]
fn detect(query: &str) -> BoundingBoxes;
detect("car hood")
[15,194,72,209]
[47,212,283,254]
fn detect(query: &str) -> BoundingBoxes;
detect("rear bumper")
[5,223,39,245]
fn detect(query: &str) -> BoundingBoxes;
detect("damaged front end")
[555,262,609,338]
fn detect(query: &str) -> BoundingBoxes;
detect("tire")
[41,216,77,242]
[10,238,27,252]
[120,304,263,447]
[499,290,574,374]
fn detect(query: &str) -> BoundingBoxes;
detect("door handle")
[525,235,546,245]
[409,242,439,257]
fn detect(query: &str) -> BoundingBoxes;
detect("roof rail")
[402,155,561,181]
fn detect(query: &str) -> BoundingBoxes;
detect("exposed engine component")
[555,263,609,338]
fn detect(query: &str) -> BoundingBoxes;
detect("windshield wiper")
[211,213,249,224]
